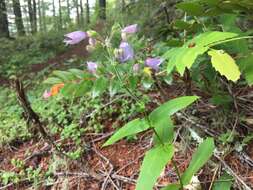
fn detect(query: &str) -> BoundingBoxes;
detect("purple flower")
[64,31,87,45]
[145,58,163,71]
[117,42,134,63]
[133,64,140,73]
[122,24,138,34]
[87,61,98,73]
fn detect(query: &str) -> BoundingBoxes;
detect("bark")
[32,0,37,32]
[12,0,25,36]
[66,0,70,21]
[58,0,62,29]
[75,0,80,26]
[0,0,10,38]
[99,0,106,20]
[80,0,84,26]
[85,0,89,24]
[42,0,46,31]
[28,0,35,33]
[38,0,42,31]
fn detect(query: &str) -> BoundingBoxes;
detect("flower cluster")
[45,24,164,98]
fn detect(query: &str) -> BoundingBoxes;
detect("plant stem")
[171,159,184,190]
[206,36,253,47]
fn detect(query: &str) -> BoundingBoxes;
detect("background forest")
[1,0,253,190]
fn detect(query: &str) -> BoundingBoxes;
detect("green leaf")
[149,96,199,126]
[161,184,181,190]
[60,81,92,98]
[164,31,238,75]
[153,117,174,145]
[43,77,63,84]
[68,69,85,79]
[213,172,233,190]
[176,2,205,16]
[136,144,174,190]
[238,54,253,85]
[181,138,215,185]
[60,83,77,98]
[52,70,76,81]
[103,119,149,147]
[92,77,108,98]
[208,49,241,82]
[74,81,93,97]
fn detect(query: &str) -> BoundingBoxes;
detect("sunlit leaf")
[208,49,241,82]
[164,31,238,75]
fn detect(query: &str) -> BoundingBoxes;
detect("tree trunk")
[52,0,55,17]
[38,0,42,31]
[80,0,84,26]
[28,0,35,33]
[12,0,26,36]
[99,0,106,20]
[66,0,70,21]
[42,0,46,31]
[75,0,80,26]
[0,0,10,38]
[58,0,62,29]
[32,0,37,32]
[85,0,89,24]
[121,0,125,11]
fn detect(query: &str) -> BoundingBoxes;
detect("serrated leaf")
[181,138,215,185]
[136,144,174,190]
[52,70,76,81]
[149,96,199,126]
[208,49,241,82]
[43,77,63,84]
[61,81,92,98]
[164,31,238,75]
[68,69,85,79]
[103,119,149,147]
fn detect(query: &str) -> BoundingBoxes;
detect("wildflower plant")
[44,24,217,190]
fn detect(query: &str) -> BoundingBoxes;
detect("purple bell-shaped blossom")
[121,24,138,41]
[117,42,134,63]
[64,31,87,45]
[145,58,163,71]
[87,61,98,74]
[122,24,138,34]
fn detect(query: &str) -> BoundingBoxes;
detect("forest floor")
[1,40,253,190]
